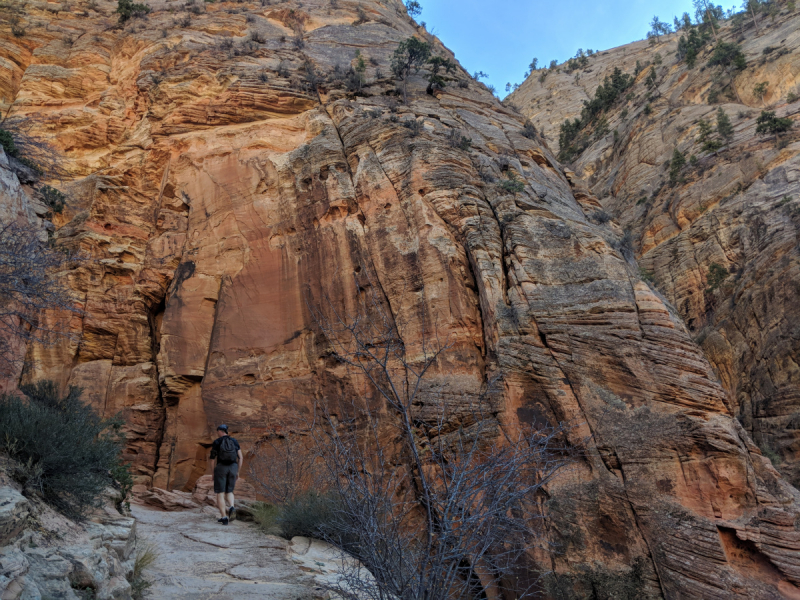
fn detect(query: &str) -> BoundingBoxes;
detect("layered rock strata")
[1,0,799,596]
[510,9,800,488]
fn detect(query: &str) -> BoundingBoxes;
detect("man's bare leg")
[225,492,235,516]
[216,493,227,519]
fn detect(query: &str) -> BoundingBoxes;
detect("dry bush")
[251,270,573,599]
[0,221,79,375]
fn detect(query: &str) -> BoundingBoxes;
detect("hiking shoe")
[217,517,229,525]
[228,506,235,519]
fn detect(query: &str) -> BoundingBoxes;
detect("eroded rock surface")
[131,504,331,599]
[511,10,800,487]
[0,0,799,597]
[0,466,136,600]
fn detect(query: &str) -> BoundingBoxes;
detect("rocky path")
[131,505,333,600]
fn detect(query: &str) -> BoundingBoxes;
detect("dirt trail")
[131,505,333,600]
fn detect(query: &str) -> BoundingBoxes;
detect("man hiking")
[209,424,243,525]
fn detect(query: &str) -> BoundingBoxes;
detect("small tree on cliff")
[391,37,431,103]
[255,271,573,599]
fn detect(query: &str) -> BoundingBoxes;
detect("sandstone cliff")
[2,0,800,597]
[509,7,800,493]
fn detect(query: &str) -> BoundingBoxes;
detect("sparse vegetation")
[558,67,633,161]
[129,542,158,600]
[753,81,768,105]
[39,185,66,214]
[499,173,525,193]
[755,110,793,143]
[448,128,472,150]
[0,381,129,520]
[706,262,729,291]
[521,120,537,139]
[669,148,686,185]
[391,37,431,103]
[116,0,150,23]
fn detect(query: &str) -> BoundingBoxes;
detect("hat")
[217,424,229,432]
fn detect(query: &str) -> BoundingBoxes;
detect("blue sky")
[418,0,735,96]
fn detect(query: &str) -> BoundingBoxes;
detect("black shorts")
[213,462,238,494]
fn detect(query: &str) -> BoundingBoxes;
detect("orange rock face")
[509,12,800,493]
[2,0,800,596]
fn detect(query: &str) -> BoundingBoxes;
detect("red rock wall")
[2,0,800,596]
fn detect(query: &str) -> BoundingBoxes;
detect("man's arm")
[237,449,244,472]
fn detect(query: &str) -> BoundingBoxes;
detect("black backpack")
[218,436,238,465]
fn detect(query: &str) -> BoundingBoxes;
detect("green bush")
[0,381,128,520]
[706,263,728,291]
[0,129,18,157]
[755,110,793,136]
[276,490,341,539]
[499,174,525,194]
[39,185,66,213]
[251,502,282,534]
[116,0,150,23]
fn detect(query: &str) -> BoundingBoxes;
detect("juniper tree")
[391,37,431,103]
[426,55,456,94]
[405,0,421,18]
[756,110,794,146]
[716,107,734,146]
[649,16,671,42]
[753,81,768,106]
[669,148,686,184]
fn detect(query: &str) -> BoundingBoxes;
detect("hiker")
[209,424,243,525]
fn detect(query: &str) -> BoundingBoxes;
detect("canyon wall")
[2,0,800,596]
[510,7,800,490]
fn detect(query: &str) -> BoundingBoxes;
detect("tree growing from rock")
[405,0,422,18]
[753,81,768,106]
[649,16,672,42]
[426,55,456,94]
[391,37,431,103]
[716,107,734,146]
[669,148,686,184]
[755,110,794,145]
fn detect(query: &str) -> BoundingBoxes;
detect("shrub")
[0,129,17,157]
[0,381,127,519]
[707,41,746,70]
[403,119,422,136]
[251,502,282,534]
[116,0,150,23]
[39,185,66,213]
[755,110,793,136]
[706,262,728,291]
[128,542,158,600]
[521,120,536,139]
[669,148,686,184]
[448,128,471,151]
[590,210,612,224]
[788,91,799,103]
[639,268,655,283]
[499,174,524,194]
[276,491,341,539]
